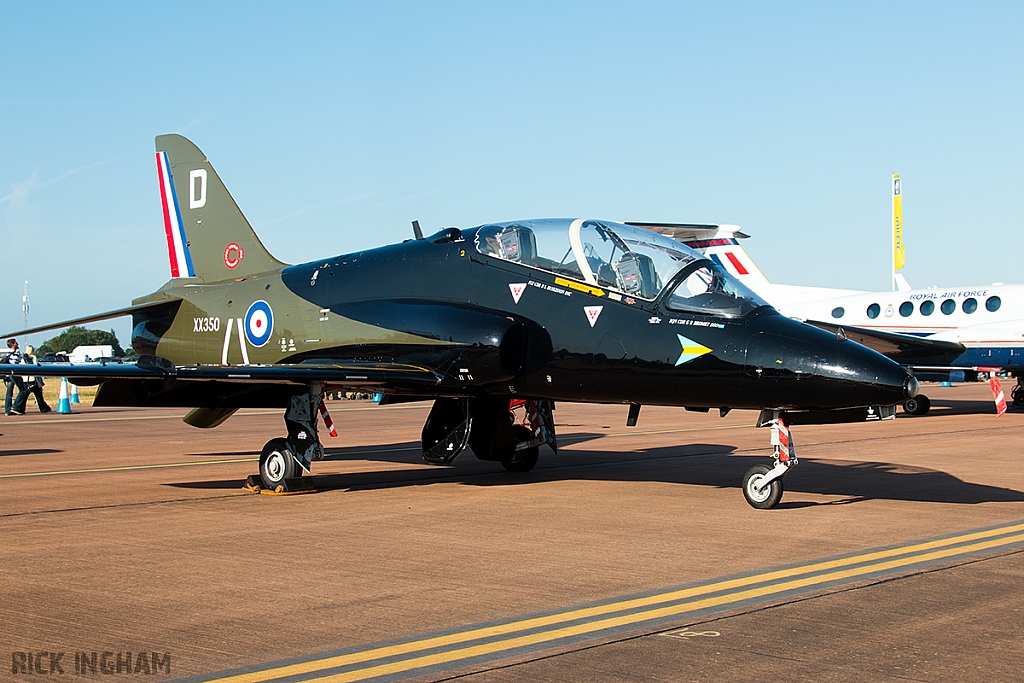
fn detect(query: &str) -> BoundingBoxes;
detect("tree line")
[37,326,134,358]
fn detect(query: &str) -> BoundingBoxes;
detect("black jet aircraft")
[2,135,919,509]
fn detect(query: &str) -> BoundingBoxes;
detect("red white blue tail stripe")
[156,151,195,278]
[707,251,750,276]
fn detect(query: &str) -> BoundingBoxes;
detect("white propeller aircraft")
[627,221,1023,416]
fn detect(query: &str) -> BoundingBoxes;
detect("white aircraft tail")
[626,222,775,302]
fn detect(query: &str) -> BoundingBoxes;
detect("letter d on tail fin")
[155,134,286,281]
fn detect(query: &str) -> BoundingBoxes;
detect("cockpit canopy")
[473,218,768,317]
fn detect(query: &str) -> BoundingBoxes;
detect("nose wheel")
[744,410,797,510]
[742,464,784,509]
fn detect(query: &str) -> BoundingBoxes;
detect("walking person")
[21,345,52,413]
[3,338,28,415]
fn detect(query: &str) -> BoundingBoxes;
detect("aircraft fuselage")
[131,228,911,412]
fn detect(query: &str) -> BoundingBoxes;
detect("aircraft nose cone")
[742,314,917,410]
[815,332,915,407]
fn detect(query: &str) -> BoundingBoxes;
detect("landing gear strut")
[422,396,556,471]
[743,410,797,510]
[1012,377,1024,407]
[258,382,325,490]
[502,400,555,472]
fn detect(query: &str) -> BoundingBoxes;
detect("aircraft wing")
[805,321,965,366]
[0,300,175,338]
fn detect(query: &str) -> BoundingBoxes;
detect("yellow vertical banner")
[892,173,904,271]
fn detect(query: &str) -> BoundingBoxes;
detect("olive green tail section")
[156,134,287,281]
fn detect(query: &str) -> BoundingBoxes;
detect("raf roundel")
[244,300,274,348]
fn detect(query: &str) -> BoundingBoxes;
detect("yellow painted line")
[5,403,428,426]
[601,423,752,439]
[0,457,259,479]
[0,444,444,480]
[199,521,1024,683]
[6,412,274,426]
[0,422,752,480]
[309,532,1024,683]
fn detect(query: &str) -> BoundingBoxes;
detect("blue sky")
[2,2,1022,347]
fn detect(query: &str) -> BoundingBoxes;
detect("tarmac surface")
[1,382,1023,682]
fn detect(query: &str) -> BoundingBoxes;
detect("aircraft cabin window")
[866,303,880,319]
[473,218,717,302]
[666,261,768,317]
[986,295,1001,312]
[831,307,845,319]
[941,299,956,315]
[899,301,913,317]
[962,297,978,314]
[919,300,934,316]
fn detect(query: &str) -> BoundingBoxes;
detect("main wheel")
[742,464,783,510]
[502,425,539,472]
[1013,386,1024,407]
[903,394,931,416]
[259,438,299,489]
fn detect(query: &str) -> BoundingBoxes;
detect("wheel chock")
[243,474,318,495]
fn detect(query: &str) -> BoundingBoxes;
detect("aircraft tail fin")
[628,222,775,302]
[155,134,287,281]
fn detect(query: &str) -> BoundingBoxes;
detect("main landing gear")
[902,394,931,416]
[502,400,553,471]
[258,382,326,490]
[420,396,556,471]
[743,410,797,510]
[1012,377,1024,407]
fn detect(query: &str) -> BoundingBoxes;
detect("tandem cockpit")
[473,218,769,317]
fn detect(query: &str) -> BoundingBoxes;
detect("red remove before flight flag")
[318,401,338,437]
[978,367,1007,417]
[991,375,1007,417]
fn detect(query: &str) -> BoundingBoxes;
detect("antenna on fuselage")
[412,220,425,240]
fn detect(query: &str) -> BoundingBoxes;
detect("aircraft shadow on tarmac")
[0,448,62,457]
[166,434,1024,506]
[913,397,1010,417]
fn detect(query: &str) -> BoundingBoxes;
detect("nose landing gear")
[743,411,797,510]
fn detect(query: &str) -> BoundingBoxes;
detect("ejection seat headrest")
[498,225,537,265]
[614,252,657,299]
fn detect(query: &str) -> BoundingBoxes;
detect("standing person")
[22,345,52,414]
[4,338,28,415]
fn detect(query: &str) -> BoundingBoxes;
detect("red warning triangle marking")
[509,283,527,304]
[584,305,603,327]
